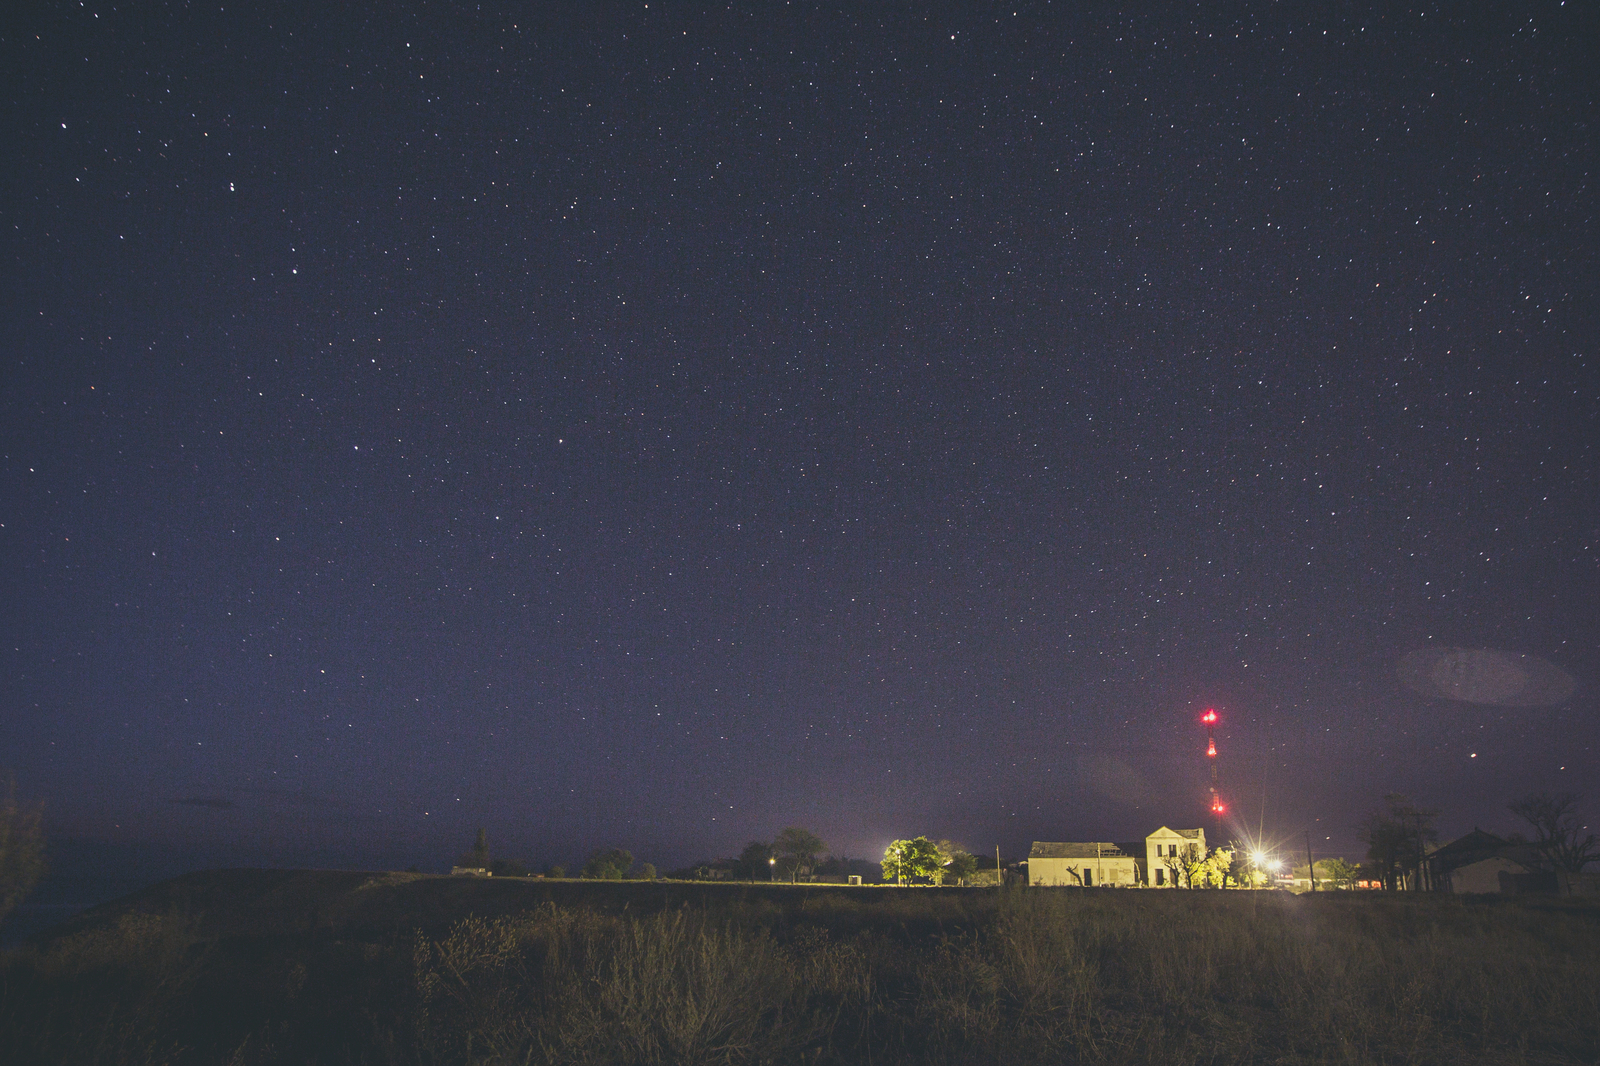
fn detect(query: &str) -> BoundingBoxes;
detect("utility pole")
[1306,831,1316,893]
[996,845,1002,888]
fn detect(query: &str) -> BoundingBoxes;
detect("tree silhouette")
[1509,792,1599,873]
[582,848,632,879]
[736,840,773,880]
[773,827,825,883]
[1359,794,1438,890]
[0,777,46,925]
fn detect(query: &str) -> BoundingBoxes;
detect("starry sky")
[2,2,1596,887]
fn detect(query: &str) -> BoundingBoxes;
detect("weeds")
[2,882,1597,1065]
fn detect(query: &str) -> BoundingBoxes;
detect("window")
[1083,868,1092,887]
[1155,868,1165,886]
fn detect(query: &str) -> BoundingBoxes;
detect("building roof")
[1148,826,1204,839]
[1030,841,1132,859]
[1430,828,1510,871]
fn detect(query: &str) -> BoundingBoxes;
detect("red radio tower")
[1202,708,1224,839]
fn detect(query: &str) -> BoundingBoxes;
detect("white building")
[1145,827,1206,887]
[1027,827,1210,888]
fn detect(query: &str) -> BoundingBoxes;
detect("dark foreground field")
[2,872,1597,1065]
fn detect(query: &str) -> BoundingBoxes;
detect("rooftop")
[1030,842,1133,859]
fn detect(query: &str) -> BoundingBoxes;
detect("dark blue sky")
[2,2,1596,882]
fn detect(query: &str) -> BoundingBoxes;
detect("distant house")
[1028,841,1140,887]
[1145,827,1207,887]
[450,866,492,877]
[1429,829,1560,895]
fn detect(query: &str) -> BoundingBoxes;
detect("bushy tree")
[1509,791,1600,873]
[1321,858,1359,889]
[935,840,978,886]
[774,827,826,883]
[737,840,774,880]
[638,862,656,881]
[1195,847,1237,889]
[0,777,46,924]
[882,837,941,884]
[582,848,632,879]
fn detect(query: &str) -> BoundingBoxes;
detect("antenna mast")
[1203,708,1224,841]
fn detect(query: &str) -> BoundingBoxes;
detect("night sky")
[3,3,1596,889]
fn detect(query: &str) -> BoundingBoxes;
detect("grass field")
[2,872,1596,1065]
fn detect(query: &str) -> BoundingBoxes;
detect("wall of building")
[1145,828,1205,887]
[1028,857,1139,887]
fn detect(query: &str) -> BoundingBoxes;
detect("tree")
[582,848,632,879]
[1194,847,1235,889]
[490,858,528,878]
[1321,858,1359,890]
[638,862,656,881]
[1508,792,1600,873]
[457,827,490,870]
[882,837,942,885]
[0,777,46,925]
[1358,794,1438,890]
[935,840,979,886]
[736,840,774,880]
[773,827,826,883]
[1162,843,1204,888]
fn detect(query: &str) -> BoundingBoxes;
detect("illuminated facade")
[1027,826,1209,887]
[1145,826,1206,887]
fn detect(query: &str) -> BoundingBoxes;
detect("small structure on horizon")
[450,866,492,877]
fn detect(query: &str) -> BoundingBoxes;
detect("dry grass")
[2,882,1597,1065]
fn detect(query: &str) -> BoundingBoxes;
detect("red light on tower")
[1201,707,1224,832]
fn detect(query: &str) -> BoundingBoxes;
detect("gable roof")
[1030,841,1132,859]
[1147,826,1204,839]
[1430,828,1509,870]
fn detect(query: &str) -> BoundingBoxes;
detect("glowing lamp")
[1250,850,1266,866]
[1202,709,1218,724]
[1207,739,1217,757]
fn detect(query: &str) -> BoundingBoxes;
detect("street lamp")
[768,855,776,883]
